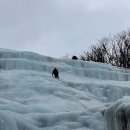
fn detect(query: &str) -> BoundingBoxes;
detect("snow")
[0,48,130,129]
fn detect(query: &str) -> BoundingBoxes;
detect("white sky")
[0,0,130,57]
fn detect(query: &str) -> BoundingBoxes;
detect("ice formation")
[0,48,130,130]
[103,97,130,130]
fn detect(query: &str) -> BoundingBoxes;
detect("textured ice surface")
[0,48,130,130]
[104,97,130,130]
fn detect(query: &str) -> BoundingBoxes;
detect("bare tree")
[110,30,130,68]
[79,37,110,63]
[79,29,130,68]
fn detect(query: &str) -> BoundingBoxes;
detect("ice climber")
[72,56,78,60]
[52,68,59,78]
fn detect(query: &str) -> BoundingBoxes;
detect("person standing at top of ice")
[52,68,59,79]
[72,56,78,60]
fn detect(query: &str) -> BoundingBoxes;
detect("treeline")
[75,29,130,68]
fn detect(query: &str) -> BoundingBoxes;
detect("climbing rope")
[69,88,88,110]
[60,79,88,110]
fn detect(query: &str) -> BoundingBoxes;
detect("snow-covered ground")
[0,48,130,130]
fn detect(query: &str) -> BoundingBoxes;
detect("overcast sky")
[0,0,130,58]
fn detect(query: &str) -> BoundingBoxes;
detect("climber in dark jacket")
[52,68,59,78]
[72,56,78,60]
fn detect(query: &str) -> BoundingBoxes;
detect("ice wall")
[0,48,130,81]
[104,97,130,130]
[0,49,130,103]
[0,49,130,130]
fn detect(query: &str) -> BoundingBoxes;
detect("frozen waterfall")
[0,48,130,130]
